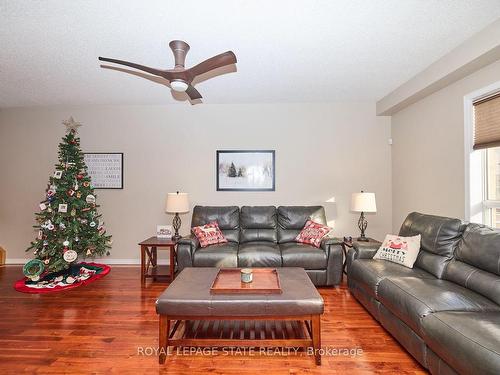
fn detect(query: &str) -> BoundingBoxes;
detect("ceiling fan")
[98,40,237,100]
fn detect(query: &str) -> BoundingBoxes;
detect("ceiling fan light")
[170,80,188,92]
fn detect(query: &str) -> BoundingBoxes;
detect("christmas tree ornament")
[39,203,47,211]
[59,222,66,229]
[53,170,63,179]
[44,259,50,265]
[86,248,93,256]
[58,204,68,213]
[37,230,43,240]
[63,249,78,263]
[47,207,53,213]
[63,240,70,247]
[67,189,75,197]
[76,192,82,198]
[85,194,96,204]
[90,221,96,227]
[62,117,82,133]
[70,208,76,216]
[83,181,90,188]
[74,182,79,191]
[47,189,55,198]
[75,236,79,242]
[23,259,45,280]
[77,174,84,180]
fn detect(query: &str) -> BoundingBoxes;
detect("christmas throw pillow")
[192,221,228,248]
[295,220,332,248]
[373,234,421,268]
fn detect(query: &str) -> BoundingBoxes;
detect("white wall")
[0,103,391,262]
[391,59,500,231]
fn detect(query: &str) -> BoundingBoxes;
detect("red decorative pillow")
[192,221,228,248]
[295,220,332,248]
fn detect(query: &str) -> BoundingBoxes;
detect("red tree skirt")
[14,262,110,294]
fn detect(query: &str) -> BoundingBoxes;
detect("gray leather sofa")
[347,212,500,375]
[177,205,343,286]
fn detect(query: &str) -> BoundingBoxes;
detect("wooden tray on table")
[210,268,282,294]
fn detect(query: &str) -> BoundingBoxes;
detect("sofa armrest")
[176,234,199,271]
[321,235,343,250]
[321,236,343,286]
[352,240,381,259]
[345,240,381,275]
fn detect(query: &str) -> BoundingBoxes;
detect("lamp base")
[357,212,369,242]
[172,213,182,241]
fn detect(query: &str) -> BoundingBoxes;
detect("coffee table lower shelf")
[159,314,321,365]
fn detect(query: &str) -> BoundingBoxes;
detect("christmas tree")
[24,117,111,280]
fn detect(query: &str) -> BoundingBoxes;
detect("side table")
[138,237,177,284]
[341,237,380,280]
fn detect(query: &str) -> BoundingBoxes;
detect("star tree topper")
[63,117,82,133]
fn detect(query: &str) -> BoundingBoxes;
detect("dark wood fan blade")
[98,57,174,80]
[185,85,202,100]
[186,51,237,79]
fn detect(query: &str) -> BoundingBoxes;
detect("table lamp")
[351,191,377,241]
[165,192,190,241]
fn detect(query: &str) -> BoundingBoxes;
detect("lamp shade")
[165,192,190,213]
[351,192,377,213]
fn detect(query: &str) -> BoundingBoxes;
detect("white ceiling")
[1,0,500,107]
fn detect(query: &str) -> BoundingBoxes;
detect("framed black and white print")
[216,150,275,191]
[83,153,123,189]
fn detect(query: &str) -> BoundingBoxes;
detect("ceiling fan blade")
[186,51,237,79]
[185,85,202,100]
[98,57,173,80]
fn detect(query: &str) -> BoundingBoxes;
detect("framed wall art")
[84,153,123,189]
[216,150,275,191]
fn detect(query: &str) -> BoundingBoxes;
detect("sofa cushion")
[373,234,421,268]
[349,259,435,299]
[378,277,500,336]
[277,206,327,243]
[280,242,327,269]
[295,219,331,248]
[422,311,500,375]
[192,206,240,243]
[399,212,466,278]
[192,221,228,248]
[192,242,238,267]
[444,223,500,305]
[239,206,277,243]
[238,242,282,267]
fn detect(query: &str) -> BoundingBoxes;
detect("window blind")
[474,93,500,150]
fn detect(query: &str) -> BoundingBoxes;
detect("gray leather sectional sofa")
[347,212,500,375]
[177,205,343,286]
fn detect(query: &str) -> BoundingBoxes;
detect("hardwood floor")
[0,266,427,374]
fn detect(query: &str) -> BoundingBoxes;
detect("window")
[471,92,500,228]
[484,147,500,228]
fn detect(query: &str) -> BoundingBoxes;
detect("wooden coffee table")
[156,267,324,364]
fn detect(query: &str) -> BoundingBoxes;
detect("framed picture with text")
[84,153,123,189]
[216,150,275,191]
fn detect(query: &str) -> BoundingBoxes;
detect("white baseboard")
[5,258,169,265]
